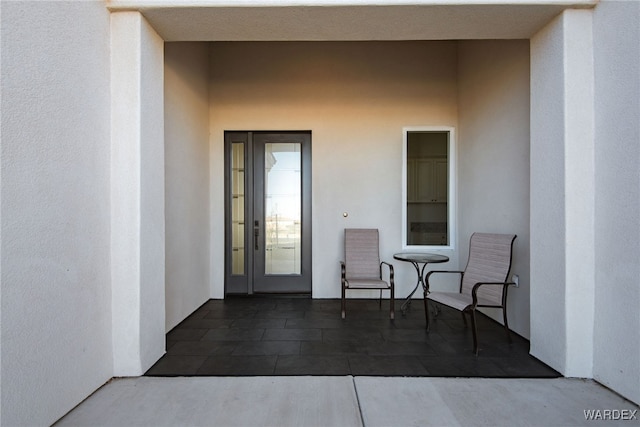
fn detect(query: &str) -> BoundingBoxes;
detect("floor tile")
[497,356,561,377]
[274,355,351,375]
[200,328,265,341]
[166,340,235,356]
[285,318,346,329]
[232,341,301,356]
[179,318,235,329]
[322,329,384,343]
[203,308,258,319]
[300,341,365,356]
[304,310,344,320]
[364,341,437,356]
[419,356,508,377]
[380,328,433,342]
[196,356,277,376]
[255,310,305,319]
[145,355,207,376]
[348,355,429,376]
[230,318,286,329]
[146,297,560,379]
[263,328,322,341]
[166,328,207,342]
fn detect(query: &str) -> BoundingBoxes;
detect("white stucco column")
[530,9,595,377]
[111,11,166,375]
[592,1,640,404]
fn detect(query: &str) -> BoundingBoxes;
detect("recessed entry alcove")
[108,0,617,388]
[162,38,534,375]
[164,38,531,326]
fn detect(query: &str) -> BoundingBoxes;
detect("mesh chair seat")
[427,292,495,312]
[345,278,390,289]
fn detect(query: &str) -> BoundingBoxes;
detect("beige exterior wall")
[164,43,211,331]
[530,9,599,377]
[457,40,531,337]
[592,0,640,405]
[110,11,166,377]
[1,2,112,425]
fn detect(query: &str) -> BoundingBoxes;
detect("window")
[402,127,456,249]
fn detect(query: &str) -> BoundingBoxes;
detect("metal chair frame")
[340,228,395,320]
[424,233,517,355]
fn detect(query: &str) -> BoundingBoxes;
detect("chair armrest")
[425,270,464,293]
[380,261,394,285]
[470,281,515,307]
[340,261,346,281]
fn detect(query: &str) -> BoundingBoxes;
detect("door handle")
[254,220,259,250]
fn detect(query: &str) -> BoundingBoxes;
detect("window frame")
[401,126,457,251]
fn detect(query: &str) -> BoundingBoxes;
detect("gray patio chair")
[341,228,395,319]
[424,232,517,355]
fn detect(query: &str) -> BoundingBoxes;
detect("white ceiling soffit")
[107,1,598,41]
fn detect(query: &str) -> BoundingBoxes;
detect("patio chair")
[341,228,395,319]
[424,232,517,355]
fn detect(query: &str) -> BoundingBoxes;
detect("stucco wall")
[530,14,571,374]
[208,41,460,299]
[111,11,166,376]
[457,40,531,338]
[592,0,640,405]
[165,43,211,331]
[529,8,638,400]
[0,2,112,425]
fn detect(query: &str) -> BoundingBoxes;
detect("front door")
[225,131,312,294]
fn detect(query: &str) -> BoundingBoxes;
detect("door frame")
[224,130,312,295]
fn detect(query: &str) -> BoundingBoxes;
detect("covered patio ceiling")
[108,0,597,41]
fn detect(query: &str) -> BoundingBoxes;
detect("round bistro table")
[393,252,450,315]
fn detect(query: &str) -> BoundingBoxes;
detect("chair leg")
[379,289,382,308]
[503,308,512,343]
[469,309,479,356]
[389,287,395,320]
[341,286,346,319]
[423,291,430,331]
[433,304,441,318]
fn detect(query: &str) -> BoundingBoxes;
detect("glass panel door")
[225,131,311,295]
[264,143,301,275]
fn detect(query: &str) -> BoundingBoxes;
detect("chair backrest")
[344,228,381,279]
[461,233,517,305]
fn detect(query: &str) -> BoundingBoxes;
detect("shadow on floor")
[145,297,559,378]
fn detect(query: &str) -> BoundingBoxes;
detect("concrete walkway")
[56,377,638,426]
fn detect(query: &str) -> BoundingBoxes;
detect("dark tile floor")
[145,297,560,378]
